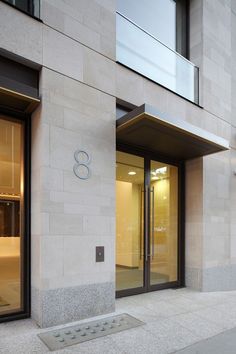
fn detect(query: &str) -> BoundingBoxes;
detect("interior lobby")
[0,117,23,315]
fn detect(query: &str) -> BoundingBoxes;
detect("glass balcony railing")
[116,12,199,104]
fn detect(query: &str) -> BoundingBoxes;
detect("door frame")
[116,142,185,298]
[0,110,31,323]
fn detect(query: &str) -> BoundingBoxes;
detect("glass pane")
[32,0,40,17]
[117,0,176,50]
[5,0,28,12]
[0,117,24,315]
[116,151,144,291]
[150,161,178,285]
[116,12,199,103]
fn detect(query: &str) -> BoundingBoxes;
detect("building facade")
[0,0,235,328]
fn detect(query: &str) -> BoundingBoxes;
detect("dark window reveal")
[2,0,40,18]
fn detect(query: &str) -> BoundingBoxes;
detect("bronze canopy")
[116,104,229,161]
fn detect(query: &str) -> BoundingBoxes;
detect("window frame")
[176,0,189,59]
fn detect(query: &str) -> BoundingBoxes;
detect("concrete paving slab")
[175,327,236,354]
[1,289,236,354]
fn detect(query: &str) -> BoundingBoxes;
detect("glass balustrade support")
[116,12,199,104]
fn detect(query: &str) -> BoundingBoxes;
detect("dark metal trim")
[116,98,137,112]
[179,162,185,287]
[176,0,189,59]
[116,287,147,298]
[116,143,183,167]
[0,110,31,323]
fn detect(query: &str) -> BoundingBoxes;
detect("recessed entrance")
[116,149,180,296]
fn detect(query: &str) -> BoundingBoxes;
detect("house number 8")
[73,150,91,180]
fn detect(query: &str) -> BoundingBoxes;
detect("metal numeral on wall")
[73,150,91,180]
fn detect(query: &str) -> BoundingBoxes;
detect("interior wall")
[116,180,141,268]
[0,118,21,195]
[150,166,178,281]
[0,117,22,314]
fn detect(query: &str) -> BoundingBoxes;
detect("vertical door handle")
[150,186,155,260]
[145,185,149,262]
[140,188,144,260]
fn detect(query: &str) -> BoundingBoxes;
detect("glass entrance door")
[0,116,27,319]
[116,150,180,296]
[149,160,178,289]
[116,151,145,292]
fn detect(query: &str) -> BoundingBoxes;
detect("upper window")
[3,0,40,18]
[116,0,199,104]
[117,0,177,53]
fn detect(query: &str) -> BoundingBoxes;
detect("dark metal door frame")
[116,143,185,298]
[0,110,31,323]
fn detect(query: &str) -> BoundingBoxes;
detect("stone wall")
[1,0,236,327]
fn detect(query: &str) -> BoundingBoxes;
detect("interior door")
[148,160,179,289]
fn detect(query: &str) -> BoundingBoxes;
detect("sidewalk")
[176,326,236,354]
[1,288,236,353]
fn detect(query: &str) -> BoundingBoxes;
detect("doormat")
[38,313,144,351]
[0,296,10,307]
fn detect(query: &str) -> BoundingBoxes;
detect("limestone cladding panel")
[201,0,231,123]
[203,151,231,269]
[231,9,236,126]
[185,158,203,290]
[41,0,115,60]
[31,68,116,295]
[31,65,116,325]
[43,26,84,82]
[0,1,43,64]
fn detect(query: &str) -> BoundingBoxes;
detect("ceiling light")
[128,171,136,175]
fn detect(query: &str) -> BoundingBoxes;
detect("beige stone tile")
[64,15,101,52]
[41,236,64,278]
[83,47,116,94]
[63,236,99,275]
[49,213,83,235]
[43,27,83,81]
[116,64,144,106]
[41,167,63,191]
[0,2,43,63]
[83,215,112,236]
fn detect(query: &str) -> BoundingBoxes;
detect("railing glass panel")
[116,12,199,104]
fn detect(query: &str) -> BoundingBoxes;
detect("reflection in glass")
[116,12,198,103]
[117,0,176,50]
[150,161,178,285]
[116,151,144,291]
[0,117,24,315]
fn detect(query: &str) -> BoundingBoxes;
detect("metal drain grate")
[38,313,144,351]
